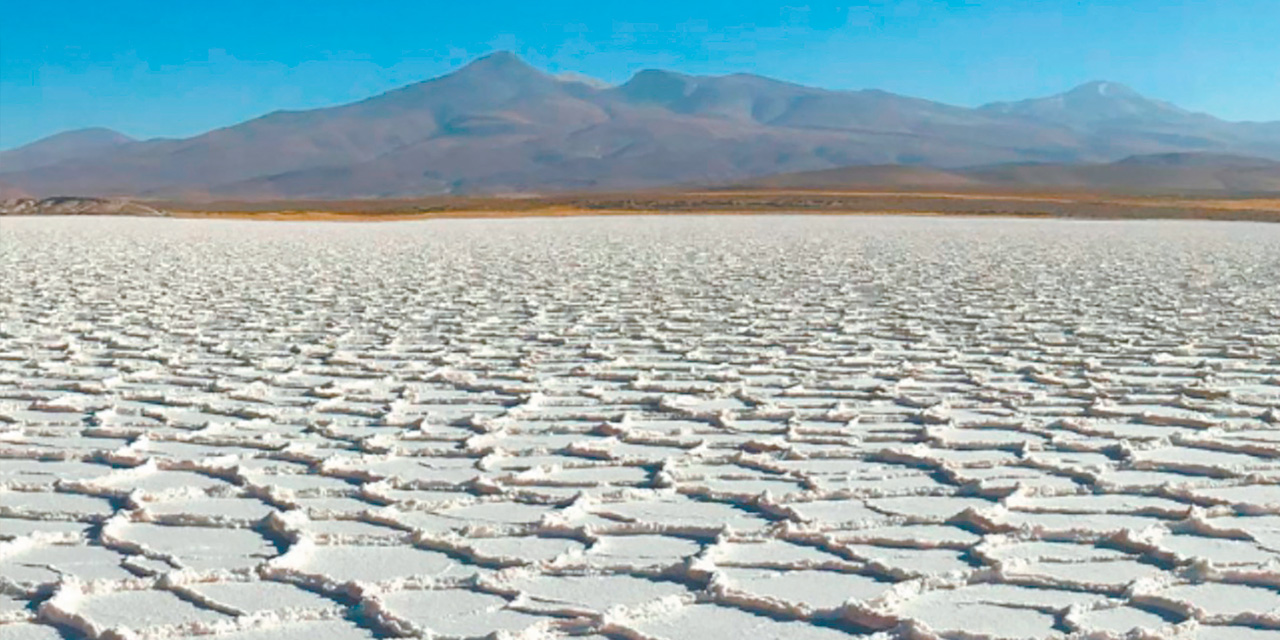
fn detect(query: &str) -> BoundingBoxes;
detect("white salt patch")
[192,619,375,639]
[185,580,342,615]
[61,588,232,634]
[1070,605,1172,634]
[0,491,115,519]
[503,573,689,613]
[375,588,549,637]
[717,567,890,609]
[142,496,275,523]
[708,540,848,568]
[583,535,701,569]
[288,545,473,584]
[618,602,853,639]
[0,623,64,639]
[1149,582,1280,620]
[0,544,133,586]
[461,535,584,564]
[1194,627,1280,640]
[5,216,1280,636]
[108,522,276,571]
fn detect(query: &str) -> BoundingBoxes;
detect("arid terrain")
[168,189,1280,222]
[2,215,1280,639]
[6,186,1280,223]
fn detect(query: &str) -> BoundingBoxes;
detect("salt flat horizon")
[2,215,1279,639]
[9,184,1280,223]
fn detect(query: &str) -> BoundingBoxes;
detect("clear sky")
[2,0,1277,150]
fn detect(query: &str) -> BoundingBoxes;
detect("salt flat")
[2,215,1280,640]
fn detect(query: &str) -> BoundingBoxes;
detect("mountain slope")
[968,154,1280,193]
[980,81,1202,126]
[981,82,1280,161]
[734,152,1280,194]
[3,54,1279,198]
[0,128,135,174]
[727,165,982,190]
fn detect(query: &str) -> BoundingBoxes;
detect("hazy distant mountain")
[3,53,1279,198]
[0,128,134,174]
[979,81,1201,126]
[0,181,31,199]
[980,82,1280,161]
[1113,152,1280,169]
[734,152,1280,194]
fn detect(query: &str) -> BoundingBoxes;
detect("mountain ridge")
[4,52,1279,198]
[0,128,135,174]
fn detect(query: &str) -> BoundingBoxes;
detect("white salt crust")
[1,215,1279,639]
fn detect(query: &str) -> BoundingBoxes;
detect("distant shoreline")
[6,189,1280,223]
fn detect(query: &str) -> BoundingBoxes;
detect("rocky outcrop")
[0,196,167,216]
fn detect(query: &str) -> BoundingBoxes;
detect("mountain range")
[3,52,1280,199]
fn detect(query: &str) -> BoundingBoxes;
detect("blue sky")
[2,0,1277,149]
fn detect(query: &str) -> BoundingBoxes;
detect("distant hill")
[0,128,134,174]
[727,165,982,190]
[0,181,31,199]
[979,83,1280,162]
[980,81,1201,127]
[2,53,1279,198]
[1112,152,1280,169]
[0,196,166,216]
[735,152,1280,194]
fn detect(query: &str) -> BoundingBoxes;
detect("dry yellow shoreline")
[159,189,1280,223]
[7,189,1279,222]
[169,207,1058,222]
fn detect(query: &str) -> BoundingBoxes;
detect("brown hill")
[0,196,165,216]
[726,165,981,190]
[735,153,1280,195]
[968,154,1280,193]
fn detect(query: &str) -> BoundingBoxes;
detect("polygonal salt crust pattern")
[1,215,1279,639]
